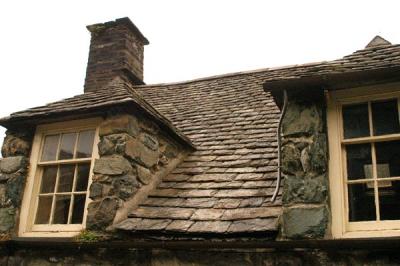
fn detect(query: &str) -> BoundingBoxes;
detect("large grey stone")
[281,144,302,175]
[137,165,152,184]
[282,100,323,136]
[1,133,31,157]
[283,206,328,239]
[86,197,120,230]
[283,175,328,204]
[308,134,327,175]
[93,156,132,175]
[0,207,15,232]
[6,174,25,206]
[112,175,139,200]
[89,182,103,199]
[0,156,26,174]
[99,115,139,137]
[98,136,115,156]
[125,134,160,168]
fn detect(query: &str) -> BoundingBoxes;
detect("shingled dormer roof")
[0,76,194,149]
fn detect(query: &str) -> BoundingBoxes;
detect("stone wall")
[87,113,186,230]
[1,247,400,265]
[280,91,329,239]
[0,131,32,237]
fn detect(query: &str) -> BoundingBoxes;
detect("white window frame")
[328,82,400,239]
[19,118,101,238]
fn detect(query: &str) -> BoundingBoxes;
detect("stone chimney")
[84,17,149,93]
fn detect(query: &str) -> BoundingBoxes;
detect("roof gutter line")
[3,237,400,250]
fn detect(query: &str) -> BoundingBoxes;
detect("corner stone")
[93,156,132,175]
[0,156,26,174]
[0,207,15,232]
[282,206,328,239]
[99,115,139,137]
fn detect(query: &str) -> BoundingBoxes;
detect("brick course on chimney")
[84,17,149,93]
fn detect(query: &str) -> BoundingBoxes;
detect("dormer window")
[328,83,400,238]
[19,118,100,237]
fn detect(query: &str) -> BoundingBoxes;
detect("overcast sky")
[1,0,400,150]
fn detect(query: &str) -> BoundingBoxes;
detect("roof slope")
[117,73,282,236]
[116,41,400,236]
[0,77,194,148]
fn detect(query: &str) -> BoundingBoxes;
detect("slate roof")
[3,39,400,237]
[117,73,282,236]
[0,77,194,148]
[115,40,400,236]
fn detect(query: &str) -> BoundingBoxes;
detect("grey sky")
[1,0,399,149]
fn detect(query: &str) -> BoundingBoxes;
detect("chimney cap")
[87,17,149,45]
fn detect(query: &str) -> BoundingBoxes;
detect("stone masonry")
[87,113,184,230]
[0,130,32,237]
[280,91,329,239]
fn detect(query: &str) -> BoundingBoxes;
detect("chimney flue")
[84,17,149,93]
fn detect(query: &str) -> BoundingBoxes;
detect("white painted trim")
[328,82,400,238]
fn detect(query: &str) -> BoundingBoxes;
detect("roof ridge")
[136,61,330,88]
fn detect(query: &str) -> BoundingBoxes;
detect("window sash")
[328,83,400,238]
[18,118,101,236]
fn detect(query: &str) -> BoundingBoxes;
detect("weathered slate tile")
[221,207,282,220]
[239,197,264,208]
[163,174,192,182]
[227,218,278,233]
[214,198,241,209]
[115,218,142,230]
[197,181,243,189]
[130,207,195,219]
[235,173,264,181]
[214,189,269,198]
[165,220,194,232]
[187,221,231,233]
[189,173,236,182]
[185,155,217,162]
[149,189,218,198]
[242,181,275,188]
[142,197,185,207]
[224,167,257,173]
[116,218,172,231]
[182,198,217,208]
[190,209,225,221]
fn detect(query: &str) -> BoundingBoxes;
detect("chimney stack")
[84,17,149,93]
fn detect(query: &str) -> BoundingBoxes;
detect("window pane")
[372,99,400,136]
[346,144,372,180]
[53,195,71,224]
[41,134,60,161]
[343,103,370,139]
[75,164,90,191]
[76,130,95,158]
[375,140,400,178]
[71,195,86,224]
[348,183,376,222]
[35,196,53,224]
[57,165,75,192]
[59,133,77,160]
[379,180,400,220]
[40,166,57,193]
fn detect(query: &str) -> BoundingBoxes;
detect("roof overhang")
[263,66,400,108]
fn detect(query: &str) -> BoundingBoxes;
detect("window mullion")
[49,166,60,224]
[372,139,380,222]
[67,165,78,224]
